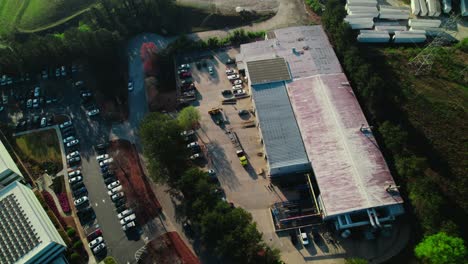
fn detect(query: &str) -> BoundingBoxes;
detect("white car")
[32,99,39,108]
[87,109,100,116]
[120,214,136,225]
[69,176,83,184]
[117,209,134,219]
[122,221,136,231]
[190,153,201,160]
[300,229,309,246]
[108,185,123,195]
[61,66,67,76]
[96,154,109,162]
[99,158,114,167]
[232,84,243,90]
[111,192,125,202]
[225,69,235,75]
[107,180,121,190]
[232,79,243,85]
[227,74,239,80]
[34,87,40,97]
[128,81,133,91]
[75,81,84,87]
[88,237,103,248]
[233,89,246,96]
[40,117,47,127]
[59,121,72,129]
[66,151,80,159]
[63,136,75,144]
[66,139,79,148]
[68,170,81,177]
[187,142,199,149]
[208,66,214,75]
[74,196,88,206]
[180,130,195,137]
[92,242,106,254]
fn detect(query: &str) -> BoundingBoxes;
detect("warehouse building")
[0,181,67,264]
[238,26,404,231]
[0,139,24,189]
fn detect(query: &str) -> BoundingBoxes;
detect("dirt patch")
[95,94,129,122]
[145,77,177,112]
[143,232,200,264]
[109,139,161,225]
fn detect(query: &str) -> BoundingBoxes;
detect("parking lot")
[1,66,145,263]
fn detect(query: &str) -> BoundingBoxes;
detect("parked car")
[99,158,114,167]
[299,229,309,246]
[66,139,79,148]
[34,87,40,97]
[117,209,134,219]
[73,187,88,197]
[180,130,195,137]
[128,81,133,91]
[111,192,125,202]
[187,142,199,149]
[68,169,81,177]
[26,99,32,108]
[67,156,81,164]
[75,81,84,87]
[208,66,214,75]
[232,84,243,90]
[41,70,48,80]
[87,229,103,241]
[66,151,80,159]
[226,58,236,64]
[69,176,83,185]
[88,237,103,248]
[114,197,126,207]
[232,79,243,85]
[81,92,92,99]
[178,64,190,70]
[222,90,232,96]
[63,136,75,144]
[93,243,106,254]
[227,74,239,80]
[290,231,298,245]
[104,177,117,185]
[59,121,72,129]
[100,166,109,174]
[122,221,136,231]
[87,109,100,117]
[180,72,191,78]
[107,180,120,190]
[238,109,249,115]
[61,66,67,76]
[71,182,85,191]
[107,185,123,196]
[116,205,127,214]
[233,89,246,96]
[32,98,39,108]
[119,214,136,225]
[225,69,235,75]
[40,117,47,127]
[190,153,201,160]
[74,196,88,206]
[96,154,109,162]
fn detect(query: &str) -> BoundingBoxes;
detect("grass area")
[15,129,62,172]
[380,45,468,205]
[0,0,97,36]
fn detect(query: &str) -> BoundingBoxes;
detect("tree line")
[321,0,466,263]
[139,112,281,264]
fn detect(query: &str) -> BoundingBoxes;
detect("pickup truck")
[236,150,248,166]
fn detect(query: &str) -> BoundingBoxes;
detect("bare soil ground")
[109,139,161,225]
[142,232,200,264]
[145,77,177,112]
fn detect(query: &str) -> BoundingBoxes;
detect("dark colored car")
[116,205,127,213]
[103,172,114,179]
[87,228,103,241]
[78,207,96,223]
[71,182,85,191]
[104,177,116,185]
[100,166,109,174]
[73,187,88,198]
[311,229,321,244]
[290,231,298,245]
[114,197,126,207]
[226,58,236,64]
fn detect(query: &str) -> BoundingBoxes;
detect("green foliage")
[455,37,468,53]
[345,258,368,264]
[395,155,427,179]
[378,121,408,154]
[70,252,81,262]
[66,227,76,238]
[72,240,83,249]
[177,106,201,130]
[305,0,323,15]
[103,256,118,264]
[415,232,467,264]
[139,112,188,185]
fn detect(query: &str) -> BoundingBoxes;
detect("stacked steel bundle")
[409,18,441,30]
[426,0,441,16]
[442,0,452,13]
[420,0,429,16]
[379,5,411,20]
[461,0,467,16]
[357,30,391,43]
[393,31,427,43]
[411,0,421,15]
[345,0,379,18]
[344,17,375,29]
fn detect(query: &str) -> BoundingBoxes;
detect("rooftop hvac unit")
[411,0,421,15]
[442,0,452,13]
[419,0,429,16]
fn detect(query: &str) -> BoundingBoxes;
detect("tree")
[66,227,76,238]
[378,121,408,153]
[415,232,467,264]
[395,155,427,179]
[70,252,81,263]
[177,106,200,130]
[345,258,368,264]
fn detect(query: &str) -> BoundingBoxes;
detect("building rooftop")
[287,74,403,217]
[251,82,310,176]
[0,139,22,178]
[0,181,66,263]
[246,58,291,85]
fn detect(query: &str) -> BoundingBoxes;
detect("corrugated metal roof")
[246,58,291,85]
[251,82,310,176]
